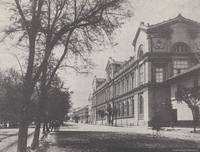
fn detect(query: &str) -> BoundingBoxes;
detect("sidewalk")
[0,127,35,151]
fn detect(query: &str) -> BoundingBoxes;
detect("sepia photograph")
[0,0,200,152]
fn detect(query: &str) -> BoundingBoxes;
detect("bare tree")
[1,0,133,151]
[176,85,200,133]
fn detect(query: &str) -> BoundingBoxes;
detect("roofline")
[148,14,200,30]
[165,63,200,83]
[132,23,148,48]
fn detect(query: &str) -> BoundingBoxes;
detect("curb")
[0,131,34,152]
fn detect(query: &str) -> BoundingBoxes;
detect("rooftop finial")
[177,13,183,18]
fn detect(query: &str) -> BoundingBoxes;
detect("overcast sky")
[0,0,200,108]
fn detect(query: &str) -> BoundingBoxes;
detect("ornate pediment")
[153,39,166,50]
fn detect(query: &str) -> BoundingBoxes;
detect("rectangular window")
[114,84,117,97]
[173,59,188,76]
[118,82,120,95]
[118,104,121,117]
[121,102,124,116]
[122,80,124,94]
[127,100,129,116]
[126,76,129,92]
[156,67,164,82]
[131,73,135,89]
[139,95,144,120]
[139,64,144,85]
[132,97,134,116]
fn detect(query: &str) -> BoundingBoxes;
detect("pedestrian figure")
[151,113,163,137]
[50,120,61,132]
[170,121,175,130]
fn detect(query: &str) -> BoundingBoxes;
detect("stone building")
[72,105,89,123]
[91,14,200,127]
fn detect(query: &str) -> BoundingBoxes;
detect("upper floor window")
[126,76,129,92]
[114,84,117,97]
[139,64,144,85]
[118,81,120,95]
[173,59,188,76]
[121,79,125,94]
[131,72,135,89]
[172,42,190,53]
[156,67,164,82]
[138,45,144,59]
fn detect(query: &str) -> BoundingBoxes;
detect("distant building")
[90,14,200,127]
[72,105,89,123]
[88,94,93,123]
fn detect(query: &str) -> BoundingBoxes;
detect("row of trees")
[97,104,118,125]
[0,0,133,151]
[0,68,72,129]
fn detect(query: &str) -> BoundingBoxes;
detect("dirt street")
[35,123,200,152]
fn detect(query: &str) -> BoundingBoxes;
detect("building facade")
[166,64,200,127]
[71,105,89,123]
[91,14,200,127]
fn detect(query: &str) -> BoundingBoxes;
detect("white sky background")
[0,0,200,108]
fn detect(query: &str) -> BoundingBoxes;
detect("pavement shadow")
[44,130,200,150]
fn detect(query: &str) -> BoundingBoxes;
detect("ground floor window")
[139,95,144,120]
[127,101,129,116]
[132,97,134,116]
[118,104,121,117]
[121,102,124,116]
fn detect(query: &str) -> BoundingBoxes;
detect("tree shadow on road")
[35,130,200,152]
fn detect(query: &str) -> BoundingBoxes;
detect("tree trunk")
[17,93,31,152]
[31,117,41,150]
[31,64,48,149]
[192,110,196,133]
[42,64,48,134]
[17,113,29,152]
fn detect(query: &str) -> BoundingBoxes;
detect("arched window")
[138,45,144,59]
[172,42,190,53]
[139,95,144,115]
